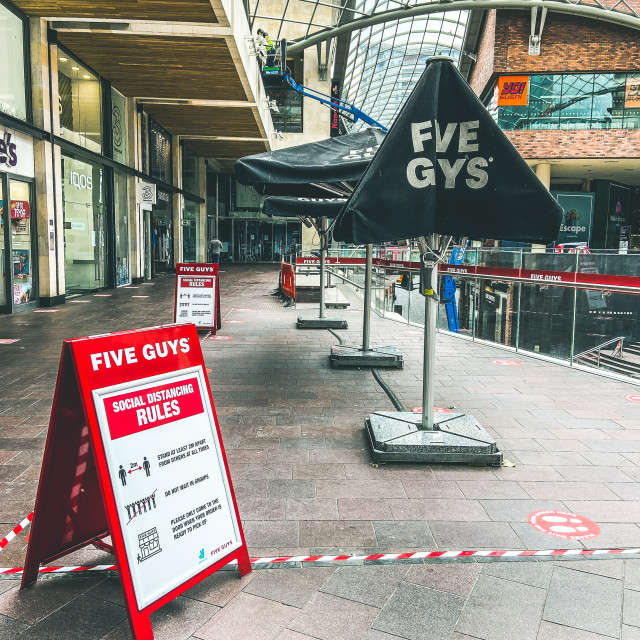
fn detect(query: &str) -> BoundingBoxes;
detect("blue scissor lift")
[442,243,468,333]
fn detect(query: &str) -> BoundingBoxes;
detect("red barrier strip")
[0,513,33,551]
[1,547,639,576]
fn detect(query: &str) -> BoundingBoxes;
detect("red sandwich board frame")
[21,324,251,639]
[174,263,222,333]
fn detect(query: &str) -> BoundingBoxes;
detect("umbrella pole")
[362,243,373,351]
[319,217,326,319]
[420,235,438,431]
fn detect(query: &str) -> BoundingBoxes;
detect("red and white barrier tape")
[0,513,33,551]
[1,547,640,576]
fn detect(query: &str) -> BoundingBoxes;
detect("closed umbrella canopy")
[264,196,347,218]
[333,58,563,245]
[235,128,386,197]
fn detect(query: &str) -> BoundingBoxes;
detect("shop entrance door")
[0,174,37,313]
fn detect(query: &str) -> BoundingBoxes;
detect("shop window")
[528,75,562,130]
[114,170,129,286]
[182,146,199,196]
[0,5,27,121]
[58,53,102,153]
[149,118,171,183]
[182,200,200,263]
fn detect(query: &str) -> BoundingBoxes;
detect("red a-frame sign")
[21,324,251,639]
[174,263,222,333]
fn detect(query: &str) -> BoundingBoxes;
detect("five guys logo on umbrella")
[406,120,489,190]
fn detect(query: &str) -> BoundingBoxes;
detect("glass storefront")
[114,170,129,286]
[151,190,173,276]
[62,155,107,292]
[489,72,640,131]
[0,3,27,121]
[182,200,199,263]
[228,218,300,262]
[58,52,102,153]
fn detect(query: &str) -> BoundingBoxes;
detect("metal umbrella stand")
[297,216,348,330]
[364,234,502,464]
[329,243,403,368]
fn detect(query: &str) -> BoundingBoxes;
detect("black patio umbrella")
[263,196,347,218]
[235,128,386,197]
[333,59,562,245]
[331,56,563,463]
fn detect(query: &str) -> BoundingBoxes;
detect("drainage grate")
[259,303,287,309]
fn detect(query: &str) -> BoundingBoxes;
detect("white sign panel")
[0,127,35,178]
[176,274,216,328]
[92,367,241,610]
[137,182,157,207]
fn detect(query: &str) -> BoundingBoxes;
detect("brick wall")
[505,129,640,159]
[469,10,496,96]
[494,11,640,77]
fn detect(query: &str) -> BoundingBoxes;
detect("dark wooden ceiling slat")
[11,0,218,23]
[57,34,246,101]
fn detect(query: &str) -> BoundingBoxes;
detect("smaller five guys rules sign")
[21,324,250,640]
[174,263,218,330]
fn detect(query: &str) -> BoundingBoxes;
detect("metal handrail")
[573,336,625,362]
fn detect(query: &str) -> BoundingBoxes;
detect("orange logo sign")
[625,78,640,109]
[497,76,529,106]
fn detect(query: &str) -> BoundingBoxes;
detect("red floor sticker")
[411,407,453,414]
[131,295,149,298]
[210,336,232,340]
[625,394,640,403]
[206,368,212,373]
[34,309,58,313]
[225,320,244,323]
[528,510,600,541]
[493,359,522,366]
[70,300,90,303]
[0,339,19,345]
[93,294,112,297]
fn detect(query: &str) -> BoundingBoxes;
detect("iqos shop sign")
[0,128,35,179]
[69,170,93,190]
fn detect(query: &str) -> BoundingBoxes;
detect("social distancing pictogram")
[528,510,600,541]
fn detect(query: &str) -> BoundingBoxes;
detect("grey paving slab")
[537,621,617,640]
[319,565,408,608]
[563,501,640,523]
[429,521,525,549]
[243,567,335,608]
[623,588,640,628]
[194,592,297,640]
[184,570,257,607]
[371,581,465,640]
[455,574,547,640]
[542,566,623,638]
[288,592,380,640]
[267,480,316,499]
[622,625,640,640]
[338,498,393,520]
[0,613,29,636]
[625,560,640,591]
[480,560,555,588]
[404,563,482,597]
[558,560,625,580]
[299,520,377,548]
[19,592,127,640]
[480,500,569,523]
[372,521,435,548]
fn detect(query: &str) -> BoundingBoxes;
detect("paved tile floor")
[0,264,638,639]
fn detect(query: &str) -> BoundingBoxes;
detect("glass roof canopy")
[248,0,468,130]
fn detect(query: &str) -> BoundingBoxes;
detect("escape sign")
[528,510,600,541]
[22,324,250,639]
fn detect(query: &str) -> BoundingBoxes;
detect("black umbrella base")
[366,411,503,465]
[330,344,404,369]
[297,316,348,330]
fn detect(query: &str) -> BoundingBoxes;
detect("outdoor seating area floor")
[0,264,638,639]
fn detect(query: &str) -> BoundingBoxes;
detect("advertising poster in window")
[552,192,594,246]
[92,366,242,610]
[497,76,529,106]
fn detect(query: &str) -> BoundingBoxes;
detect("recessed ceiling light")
[82,74,91,79]
[71,66,79,71]
[59,57,68,62]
